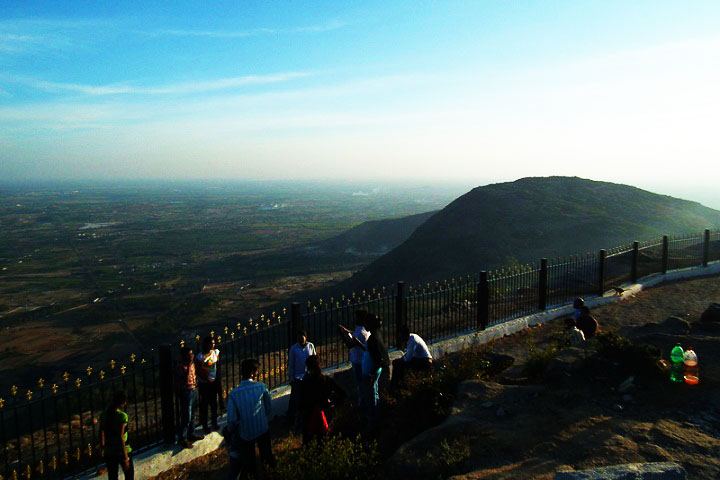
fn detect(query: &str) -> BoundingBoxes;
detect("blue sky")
[2,1,720,202]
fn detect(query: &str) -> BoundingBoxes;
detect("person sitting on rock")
[564,316,586,347]
[391,325,433,388]
[572,297,585,322]
[576,306,599,339]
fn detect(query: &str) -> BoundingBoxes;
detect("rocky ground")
[152,274,720,479]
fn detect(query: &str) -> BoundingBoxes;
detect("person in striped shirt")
[226,358,275,479]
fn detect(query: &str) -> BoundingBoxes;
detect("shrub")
[269,435,380,480]
[593,332,661,380]
[434,437,472,475]
[523,344,558,380]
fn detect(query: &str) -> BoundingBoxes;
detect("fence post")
[661,236,669,274]
[598,249,606,296]
[158,344,176,444]
[538,259,548,311]
[477,271,489,330]
[290,302,301,348]
[631,241,639,283]
[703,229,710,267]
[395,281,406,347]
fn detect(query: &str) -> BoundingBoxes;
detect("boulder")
[689,320,720,336]
[555,461,686,479]
[700,303,720,323]
[636,317,690,336]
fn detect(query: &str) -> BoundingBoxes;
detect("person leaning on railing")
[99,390,134,480]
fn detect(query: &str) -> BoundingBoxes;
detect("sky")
[1,1,720,204]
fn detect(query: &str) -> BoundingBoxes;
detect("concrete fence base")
[78,261,720,479]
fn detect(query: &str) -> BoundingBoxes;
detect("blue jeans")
[178,388,198,441]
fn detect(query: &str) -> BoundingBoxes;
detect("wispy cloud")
[144,20,346,39]
[0,33,41,53]
[2,71,312,96]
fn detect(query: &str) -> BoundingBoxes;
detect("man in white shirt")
[286,330,316,423]
[391,325,433,388]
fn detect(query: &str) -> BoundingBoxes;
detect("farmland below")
[0,179,462,389]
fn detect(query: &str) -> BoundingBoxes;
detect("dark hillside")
[345,177,720,287]
[196,211,435,281]
[311,210,436,256]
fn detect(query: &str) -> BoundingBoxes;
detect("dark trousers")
[199,381,219,429]
[286,379,301,420]
[228,432,274,480]
[177,388,198,440]
[105,454,134,480]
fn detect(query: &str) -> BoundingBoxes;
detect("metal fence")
[1,228,718,479]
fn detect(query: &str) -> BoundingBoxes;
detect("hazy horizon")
[2,176,720,211]
[2,1,719,198]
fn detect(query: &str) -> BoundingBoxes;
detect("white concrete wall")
[78,261,720,479]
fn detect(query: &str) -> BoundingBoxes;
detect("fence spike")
[37,377,45,388]
[25,389,32,401]
[10,385,17,397]
[51,384,59,395]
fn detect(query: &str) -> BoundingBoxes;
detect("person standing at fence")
[391,325,433,388]
[100,390,134,480]
[226,358,275,479]
[298,354,346,444]
[176,346,204,448]
[286,330,316,425]
[339,309,371,405]
[345,313,389,424]
[196,335,221,434]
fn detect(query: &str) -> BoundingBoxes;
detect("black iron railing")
[1,228,718,479]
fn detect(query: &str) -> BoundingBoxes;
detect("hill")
[344,177,720,287]
[310,210,436,256]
